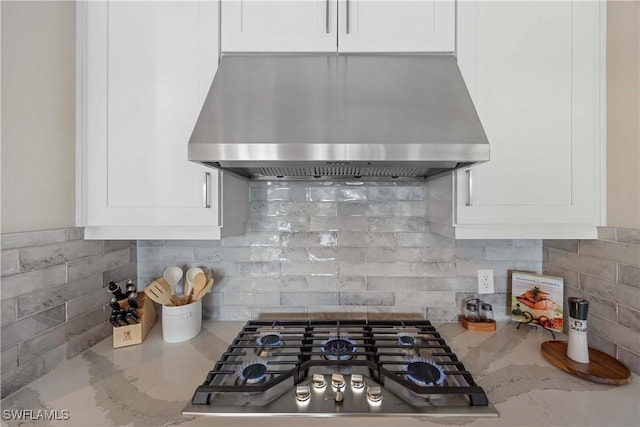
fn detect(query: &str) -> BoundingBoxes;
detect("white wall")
[607,0,640,230]
[1,1,76,233]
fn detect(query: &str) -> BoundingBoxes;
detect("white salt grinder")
[567,297,590,363]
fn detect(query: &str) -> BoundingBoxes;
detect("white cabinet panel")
[453,0,604,238]
[464,1,572,207]
[80,1,249,238]
[222,0,336,52]
[338,0,454,52]
[107,1,216,209]
[222,0,454,53]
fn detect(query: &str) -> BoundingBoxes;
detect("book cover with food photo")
[511,271,564,332]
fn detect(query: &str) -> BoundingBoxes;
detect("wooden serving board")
[541,340,631,385]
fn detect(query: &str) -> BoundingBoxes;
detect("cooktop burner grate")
[190,320,491,409]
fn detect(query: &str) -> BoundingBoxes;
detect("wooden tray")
[541,340,631,385]
[460,316,496,332]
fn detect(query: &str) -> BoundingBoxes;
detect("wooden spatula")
[188,273,207,304]
[143,279,176,306]
[157,277,180,305]
[192,278,214,301]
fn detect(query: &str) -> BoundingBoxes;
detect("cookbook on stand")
[511,271,564,332]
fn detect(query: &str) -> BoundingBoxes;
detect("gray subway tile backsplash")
[367,277,425,292]
[1,249,19,276]
[337,202,367,216]
[577,255,617,282]
[616,228,640,245]
[16,274,103,319]
[1,346,19,374]
[1,305,67,351]
[18,239,103,271]
[65,287,112,321]
[543,230,640,374]
[308,276,366,291]
[0,344,66,399]
[223,292,280,307]
[1,299,17,326]
[367,217,426,232]
[1,264,67,300]
[18,308,104,365]
[0,227,136,398]
[366,247,425,263]
[1,229,67,251]
[397,201,428,217]
[618,305,640,332]
[135,181,640,375]
[310,216,366,231]
[618,264,640,289]
[579,239,640,266]
[66,322,112,361]
[67,248,133,282]
[364,232,398,247]
[280,291,338,306]
[485,246,541,261]
[138,182,545,327]
[338,291,395,306]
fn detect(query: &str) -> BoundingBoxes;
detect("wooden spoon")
[192,278,214,302]
[143,280,175,306]
[163,267,183,302]
[188,273,207,304]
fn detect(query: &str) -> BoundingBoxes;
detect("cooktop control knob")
[334,391,344,403]
[332,373,345,390]
[350,374,364,389]
[312,374,326,389]
[366,386,383,403]
[295,385,311,402]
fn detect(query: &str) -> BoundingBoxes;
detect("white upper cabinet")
[221,0,454,52]
[79,1,248,240]
[338,0,454,52]
[453,0,604,239]
[222,0,337,52]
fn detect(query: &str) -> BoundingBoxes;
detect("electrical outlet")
[477,269,494,294]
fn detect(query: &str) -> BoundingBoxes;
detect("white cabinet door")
[221,0,337,52]
[453,0,603,239]
[81,1,248,239]
[338,0,454,52]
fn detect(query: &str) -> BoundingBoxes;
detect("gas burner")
[404,357,445,386]
[237,359,269,385]
[321,337,357,361]
[257,333,282,348]
[397,334,417,347]
[188,320,498,418]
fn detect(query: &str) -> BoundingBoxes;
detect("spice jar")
[480,302,494,321]
[465,301,479,321]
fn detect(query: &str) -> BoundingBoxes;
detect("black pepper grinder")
[567,297,590,363]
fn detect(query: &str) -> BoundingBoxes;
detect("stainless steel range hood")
[188,54,489,180]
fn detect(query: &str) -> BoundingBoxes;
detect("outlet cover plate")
[477,269,495,294]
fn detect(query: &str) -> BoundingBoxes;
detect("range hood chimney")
[189,54,489,180]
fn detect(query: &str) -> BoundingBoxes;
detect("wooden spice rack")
[113,292,157,348]
[460,316,496,332]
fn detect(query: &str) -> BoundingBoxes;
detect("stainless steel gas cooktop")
[183,320,498,418]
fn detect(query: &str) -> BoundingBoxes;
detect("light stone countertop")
[1,320,638,427]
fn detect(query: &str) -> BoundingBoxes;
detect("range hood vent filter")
[202,162,468,180]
